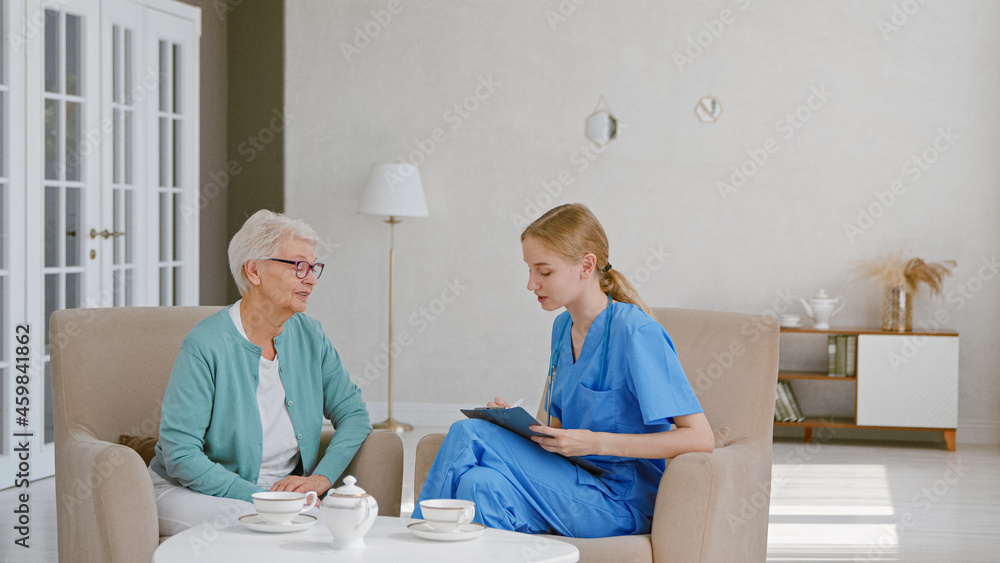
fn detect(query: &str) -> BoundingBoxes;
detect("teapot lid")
[327,475,368,498]
[812,289,833,300]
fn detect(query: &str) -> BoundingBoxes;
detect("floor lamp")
[360,163,428,433]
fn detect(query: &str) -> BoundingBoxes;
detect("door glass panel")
[65,272,80,309]
[159,267,168,306]
[44,274,59,352]
[124,109,133,184]
[172,193,180,260]
[112,108,121,183]
[124,30,133,103]
[0,184,5,267]
[159,192,168,261]
[65,101,81,181]
[44,99,60,180]
[125,268,134,306]
[172,119,180,187]
[44,186,59,267]
[125,190,134,263]
[65,187,80,266]
[0,93,5,176]
[173,266,181,305]
[172,44,181,113]
[112,26,120,103]
[158,40,168,112]
[44,10,60,93]
[158,116,168,186]
[113,189,121,263]
[65,14,82,96]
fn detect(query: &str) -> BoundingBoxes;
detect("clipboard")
[460,407,608,476]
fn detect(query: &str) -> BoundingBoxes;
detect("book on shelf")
[845,335,857,377]
[774,385,791,421]
[825,334,856,377]
[827,335,837,375]
[777,381,805,421]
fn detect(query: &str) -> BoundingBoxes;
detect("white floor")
[2,431,998,562]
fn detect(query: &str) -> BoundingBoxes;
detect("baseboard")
[365,402,466,428]
[959,419,1000,444]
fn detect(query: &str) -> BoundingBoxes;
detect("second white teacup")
[252,491,319,525]
[419,499,475,533]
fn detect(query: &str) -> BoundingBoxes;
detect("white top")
[229,301,300,488]
[153,516,580,562]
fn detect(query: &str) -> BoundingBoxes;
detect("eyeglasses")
[266,258,325,280]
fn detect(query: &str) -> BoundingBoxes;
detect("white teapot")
[799,289,845,330]
[320,475,378,550]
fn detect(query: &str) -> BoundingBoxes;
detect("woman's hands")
[528,426,598,457]
[486,396,510,409]
[270,474,331,495]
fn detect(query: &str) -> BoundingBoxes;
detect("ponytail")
[600,268,652,317]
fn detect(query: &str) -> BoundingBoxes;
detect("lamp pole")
[373,215,412,433]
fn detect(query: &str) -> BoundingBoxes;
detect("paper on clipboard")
[460,406,608,476]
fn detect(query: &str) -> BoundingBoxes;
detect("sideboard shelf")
[777,326,959,451]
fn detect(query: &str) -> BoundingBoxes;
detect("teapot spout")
[798,297,814,321]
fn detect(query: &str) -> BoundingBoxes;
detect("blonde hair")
[228,209,319,295]
[521,204,651,315]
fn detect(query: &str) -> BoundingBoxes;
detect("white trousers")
[149,467,256,537]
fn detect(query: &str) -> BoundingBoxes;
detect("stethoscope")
[544,293,614,426]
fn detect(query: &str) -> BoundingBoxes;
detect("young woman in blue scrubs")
[414,203,714,538]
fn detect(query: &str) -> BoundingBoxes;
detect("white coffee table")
[153,515,580,562]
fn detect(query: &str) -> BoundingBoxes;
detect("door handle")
[90,229,126,239]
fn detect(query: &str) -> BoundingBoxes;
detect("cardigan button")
[296,434,303,440]
[286,400,293,407]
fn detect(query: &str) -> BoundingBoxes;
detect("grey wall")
[284,1,1000,443]
[226,0,286,302]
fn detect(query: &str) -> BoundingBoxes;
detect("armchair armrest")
[651,437,772,563]
[56,430,159,563]
[322,428,404,516]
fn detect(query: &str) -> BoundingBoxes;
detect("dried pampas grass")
[851,251,956,298]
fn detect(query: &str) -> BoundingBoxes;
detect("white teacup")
[252,491,319,525]
[419,499,475,533]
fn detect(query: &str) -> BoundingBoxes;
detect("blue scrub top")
[547,302,703,527]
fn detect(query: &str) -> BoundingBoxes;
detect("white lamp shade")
[360,164,429,217]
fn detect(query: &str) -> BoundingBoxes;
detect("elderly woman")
[148,210,371,535]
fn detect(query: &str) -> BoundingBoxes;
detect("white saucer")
[780,323,803,328]
[239,513,317,533]
[407,521,487,541]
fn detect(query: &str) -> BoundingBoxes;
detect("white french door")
[0,0,200,488]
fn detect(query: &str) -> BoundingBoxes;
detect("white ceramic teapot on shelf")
[799,289,845,330]
[320,475,378,550]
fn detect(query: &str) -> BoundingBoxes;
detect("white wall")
[285,0,1000,443]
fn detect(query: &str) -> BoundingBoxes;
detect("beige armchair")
[415,307,779,563]
[51,306,403,563]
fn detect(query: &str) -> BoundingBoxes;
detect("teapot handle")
[354,497,370,528]
[832,298,846,317]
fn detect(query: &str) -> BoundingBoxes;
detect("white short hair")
[228,210,319,295]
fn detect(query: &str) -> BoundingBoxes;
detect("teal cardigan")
[149,308,371,502]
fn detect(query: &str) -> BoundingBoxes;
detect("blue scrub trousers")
[413,419,641,538]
